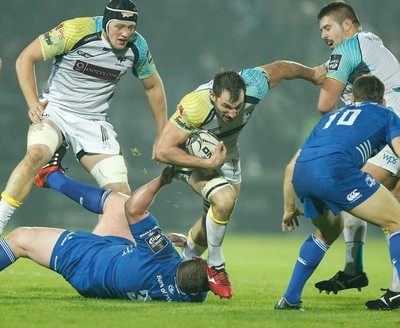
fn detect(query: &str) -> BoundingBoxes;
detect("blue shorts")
[293,158,380,218]
[50,231,134,298]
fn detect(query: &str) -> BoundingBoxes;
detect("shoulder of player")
[180,89,211,113]
[333,32,364,55]
[59,17,99,50]
[240,67,269,99]
[128,31,149,50]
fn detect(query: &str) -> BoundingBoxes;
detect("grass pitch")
[0,233,399,328]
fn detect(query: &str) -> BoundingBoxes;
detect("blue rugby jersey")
[51,213,207,302]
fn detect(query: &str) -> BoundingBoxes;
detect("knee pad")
[90,155,128,187]
[27,123,59,153]
[201,177,231,201]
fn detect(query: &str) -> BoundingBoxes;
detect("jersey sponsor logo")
[156,275,173,302]
[365,175,376,188]
[146,50,153,64]
[347,189,362,202]
[43,32,53,45]
[328,54,342,71]
[77,50,94,58]
[145,231,168,254]
[73,60,120,81]
[383,153,398,165]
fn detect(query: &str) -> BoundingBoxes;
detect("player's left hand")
[311,65,327,85]
[282,208,303,232]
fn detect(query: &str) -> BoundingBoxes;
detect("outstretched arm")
[261,60,326,89]
[124,166,173,224]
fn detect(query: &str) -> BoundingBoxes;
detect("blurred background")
[0,0,399,235]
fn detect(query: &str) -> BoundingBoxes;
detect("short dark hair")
[212,69,246,102]
[176,258,209,294]
[317,1,360,26]
[352,75,385,103]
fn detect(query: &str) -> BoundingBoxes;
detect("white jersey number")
[323,109,361,129]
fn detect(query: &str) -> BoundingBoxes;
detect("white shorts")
[43,105,121,156]
[367,145,400,175]
[217,149,242,185]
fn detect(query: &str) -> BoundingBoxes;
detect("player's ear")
[209,90,215,102]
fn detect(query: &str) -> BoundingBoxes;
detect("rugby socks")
[47,171,111,214]
[343,241,364,275]
[0,239,16,271]
[283,234,330,304]
[389,230,400,292]
[182,229,207,260]
[387,232,400,292]
[342,213,367,275]
[206,207,227,267]
[0,193,22,235]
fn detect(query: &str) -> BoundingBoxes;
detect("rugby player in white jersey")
[314,1,400,310]
[155,62,326,298]
[0,0,167,235]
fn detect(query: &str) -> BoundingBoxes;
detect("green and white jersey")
[38,16,156,120]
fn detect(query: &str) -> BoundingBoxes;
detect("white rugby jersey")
[327,31,400,114]
[38,17,156,120]
[170,67,270,155]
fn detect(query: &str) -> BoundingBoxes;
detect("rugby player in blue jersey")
[315,2,400,309]
[0,165,209,302]
[275,75,400,310]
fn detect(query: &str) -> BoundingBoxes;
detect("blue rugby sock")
[47,171,111,214]
[389,229,400,288]
[0,239,16,271]
[284,234,329,304]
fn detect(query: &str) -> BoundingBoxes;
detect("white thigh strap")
[201,177,230,201]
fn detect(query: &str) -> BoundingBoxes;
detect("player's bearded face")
[106,21,136,49]
[212,90,245,123]
[319,16,346,50]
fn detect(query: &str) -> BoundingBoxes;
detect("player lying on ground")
[0,162,209,302]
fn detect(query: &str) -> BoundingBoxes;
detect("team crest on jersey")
[328,54,342,71]
[145,231,168,254]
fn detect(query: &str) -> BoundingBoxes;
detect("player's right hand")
[208,141,226,169]
[167,233,187,248]
[282,208,303,232]
[28,99,48,123]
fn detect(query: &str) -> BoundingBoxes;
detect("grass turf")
[0,233,399,327]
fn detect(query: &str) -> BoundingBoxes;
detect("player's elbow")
[153,145,168,164]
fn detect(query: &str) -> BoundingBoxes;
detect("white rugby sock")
[342,212,367,275]
[206,208,227,267]
[182,230,206,260]
[0,198,18,235]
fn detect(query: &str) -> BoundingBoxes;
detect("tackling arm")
[124,167,173,224]
[261,60,326,89]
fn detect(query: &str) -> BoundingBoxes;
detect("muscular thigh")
[350,185,400,232]
[6,227,65,268]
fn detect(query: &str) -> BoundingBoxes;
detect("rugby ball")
[185,129,219,159]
